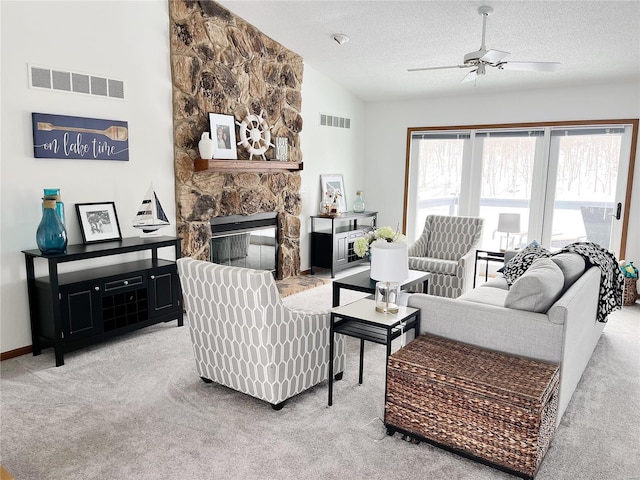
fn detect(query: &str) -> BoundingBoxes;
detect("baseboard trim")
[1,345,32,361]
[1,465,16,480]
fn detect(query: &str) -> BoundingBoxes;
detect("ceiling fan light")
[461,69,477,83]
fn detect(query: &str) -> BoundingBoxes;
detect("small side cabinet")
[23,236,183,367]
[310,211,377,278]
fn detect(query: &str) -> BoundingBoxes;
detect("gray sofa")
[407,252,604,426]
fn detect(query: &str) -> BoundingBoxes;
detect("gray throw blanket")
[555,242,624,322]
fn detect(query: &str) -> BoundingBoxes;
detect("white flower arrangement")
[353,226,406,258]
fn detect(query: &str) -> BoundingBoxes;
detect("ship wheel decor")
[236,108,275,160]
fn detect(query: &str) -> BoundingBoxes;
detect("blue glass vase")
[43,188,65,225]
[36,197,68,254]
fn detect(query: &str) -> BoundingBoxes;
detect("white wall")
[0,1,175,353]
[299,64,366,271]
[363,81,640,261]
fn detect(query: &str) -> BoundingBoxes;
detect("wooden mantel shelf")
[194,159,303,173]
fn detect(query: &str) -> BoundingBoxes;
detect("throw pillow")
[504,258,564,313]
[550,252,586,290]
[501,241,551,285]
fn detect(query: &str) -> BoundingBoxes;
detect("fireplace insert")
[210,212,278,277]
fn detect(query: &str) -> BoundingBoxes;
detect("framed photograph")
[320,174,347,213]
[209,113,237,159]
[75,202,122,244]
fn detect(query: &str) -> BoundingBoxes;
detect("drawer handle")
[123,280,129,285]
[150,275,155,280]
[94,286,100,291]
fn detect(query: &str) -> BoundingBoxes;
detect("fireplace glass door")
[210,213,278,277]
[210,229,276,274]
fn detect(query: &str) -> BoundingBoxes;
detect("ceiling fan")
[408,5,560,83]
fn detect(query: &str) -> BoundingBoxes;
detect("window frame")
[404,119,639,258]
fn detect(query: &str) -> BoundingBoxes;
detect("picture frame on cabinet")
[75,202,122,244]
[320,174,347,213]
[208,113,237,159]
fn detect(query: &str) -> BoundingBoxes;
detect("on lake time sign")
[32,113,129,161]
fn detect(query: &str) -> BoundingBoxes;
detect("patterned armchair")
[407,215,484,298]
[177,257,345,410]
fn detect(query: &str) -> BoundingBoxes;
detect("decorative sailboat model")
[132,183,170,236]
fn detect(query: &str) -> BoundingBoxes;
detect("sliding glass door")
[544,126,633,251]
[406,132,468,240]
[405,120,637,257]
[476,131,541,251]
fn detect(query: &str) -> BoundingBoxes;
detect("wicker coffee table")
[385,334,559,479]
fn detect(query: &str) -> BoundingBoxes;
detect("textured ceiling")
[217,0,640,102]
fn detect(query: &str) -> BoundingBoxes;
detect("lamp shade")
[370,241,409,282]
[497,213,521,234]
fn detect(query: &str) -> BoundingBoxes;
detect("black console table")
[22,236,183,366]
[310,211,377,278]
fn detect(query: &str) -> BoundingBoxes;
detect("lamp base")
[375,281,400,314]
[375,304,399,314]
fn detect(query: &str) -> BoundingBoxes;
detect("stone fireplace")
[168,1,304,279]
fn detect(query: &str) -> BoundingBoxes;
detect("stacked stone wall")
[169,0,303,278]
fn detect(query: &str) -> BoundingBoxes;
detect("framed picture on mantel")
[209,113,237,160]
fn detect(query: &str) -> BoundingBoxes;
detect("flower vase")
[353,191,365,213]
[198,132,215,159]
[36,197,68,254]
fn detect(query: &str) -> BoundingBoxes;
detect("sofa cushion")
[501,241,551,285]
[504,258,564,313]
[408,257,458,275]
[479,277,509,290]
[550,252,586,290]
[458,286,508,307]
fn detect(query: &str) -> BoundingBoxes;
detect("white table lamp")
[370,242,409,314]
[497,213,521,250]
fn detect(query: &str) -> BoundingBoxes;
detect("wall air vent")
[320,113,351,129]
[29,64,125,100]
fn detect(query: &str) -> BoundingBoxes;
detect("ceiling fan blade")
[480,49,510,64]
[407,65,468,72]
[461,69,477,83]
[499,61,560,72]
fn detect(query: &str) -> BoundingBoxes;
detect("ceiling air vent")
[320,113,351,129]
[29,64,125,100]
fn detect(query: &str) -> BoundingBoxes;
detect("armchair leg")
[271,401,286,411]
[334,372,344,381]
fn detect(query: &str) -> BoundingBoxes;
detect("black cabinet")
[61,284,101,339]
[310,211,377,278]
[23,237,183,366]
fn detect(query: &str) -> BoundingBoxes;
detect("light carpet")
[1,283,638,480]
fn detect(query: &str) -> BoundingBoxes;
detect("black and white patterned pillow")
[501,242,551,285]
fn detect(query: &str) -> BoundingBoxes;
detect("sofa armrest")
[457,247,477,295]
[546,266,603,421]
[407,294,565,364]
